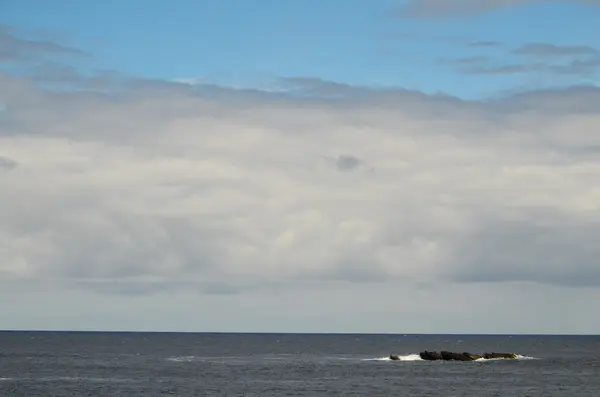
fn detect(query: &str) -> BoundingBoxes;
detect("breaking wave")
[363,354,422,361]
[475,354,538,361]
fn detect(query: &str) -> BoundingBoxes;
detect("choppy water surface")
[1,332,599,396]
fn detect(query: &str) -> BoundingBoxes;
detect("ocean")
[1,332,599,396]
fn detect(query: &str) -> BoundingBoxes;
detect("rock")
[483,352,518,359]
[419,351,443,360]
[418,350,516,361]
[389,355,400,360]
[441,351,479,361]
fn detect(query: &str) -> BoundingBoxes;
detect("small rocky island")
[389,351,519,361]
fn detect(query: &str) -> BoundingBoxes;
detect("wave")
[166,356,197,362]
[475,354,538,361]
[516,355,538,360]
[363,354,423,361]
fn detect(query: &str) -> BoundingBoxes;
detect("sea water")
[1,332,599,396]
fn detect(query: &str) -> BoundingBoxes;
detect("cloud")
[514,43,599,57]
[2,29,600,333]
[0,25,87,62]
[334,155,362,172]
[440,56,490,65]
[398,0,536,17]
[506,85,600,113]
[460,58,600,77]
[468,41,503,47]
[462,63,539,75]
[0,155,18,170]
[553,56,600,76]
[447,211,600,287]
[398,0,600,18]
[1,67,600,301]
[448,42,600,78]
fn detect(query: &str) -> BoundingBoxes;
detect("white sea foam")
[395,354,423,361]
[475,354,537,362]
[363,354,423,361]
[515,354,538,360]
[166,355,197,362]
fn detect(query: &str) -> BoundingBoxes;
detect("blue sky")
[3,0,599,98]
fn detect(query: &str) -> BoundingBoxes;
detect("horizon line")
[1,330,598,336]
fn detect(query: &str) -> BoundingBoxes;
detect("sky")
[1,0,600,334]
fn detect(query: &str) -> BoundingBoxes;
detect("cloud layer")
[2,26,600,333]
[2,70,600,298]
[442,42,600,79]
[400,0,600,17]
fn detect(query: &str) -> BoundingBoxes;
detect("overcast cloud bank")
[1,26,600,333]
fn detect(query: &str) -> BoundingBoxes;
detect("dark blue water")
[1,332,599,396]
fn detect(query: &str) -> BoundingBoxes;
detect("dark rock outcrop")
[419,351,443,360]
[440,351,481,361]
[418,350,516,361]
[483,352,518,359]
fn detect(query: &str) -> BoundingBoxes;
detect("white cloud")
[400,0,600,17]
[2,72,600,332]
